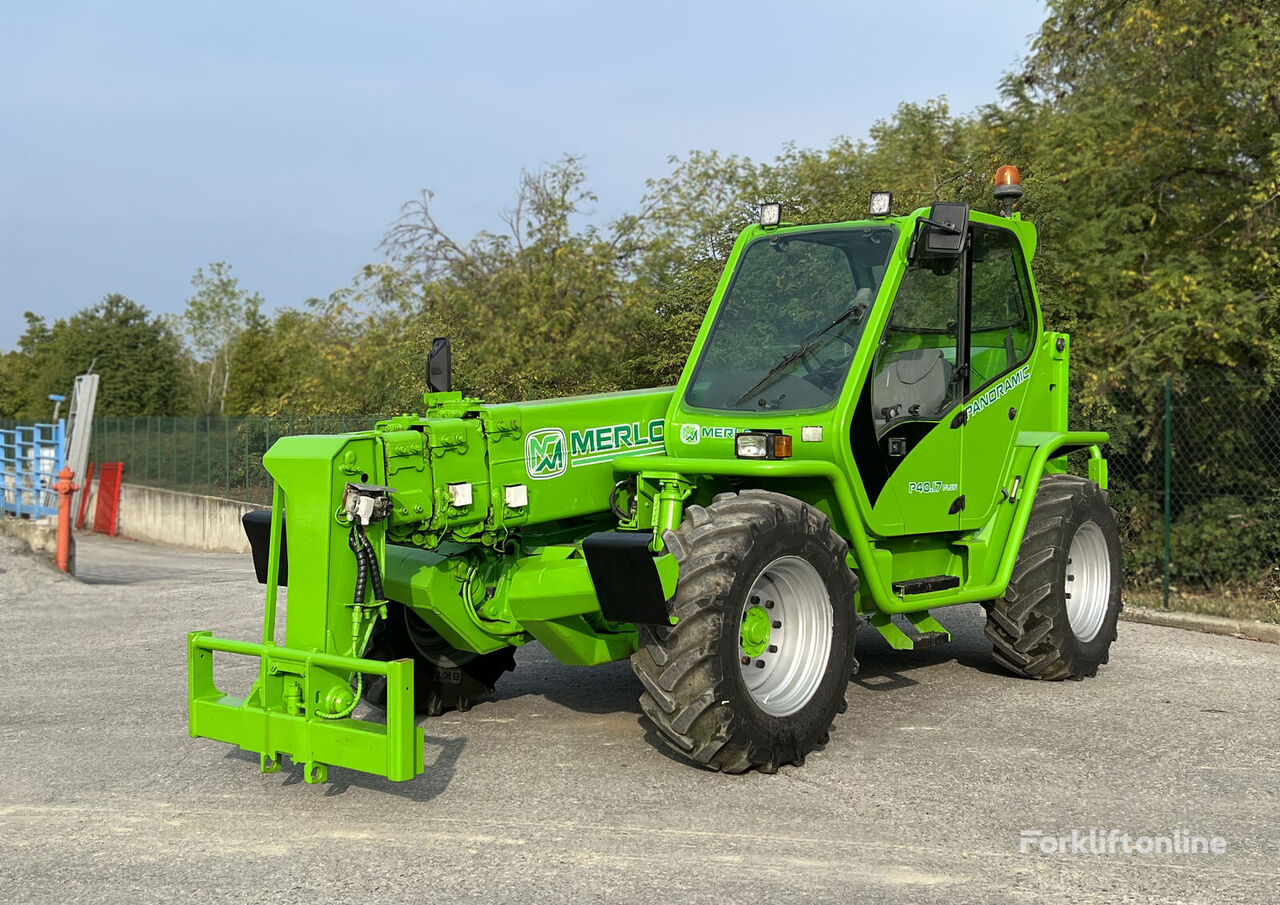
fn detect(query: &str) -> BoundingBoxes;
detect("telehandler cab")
[189,166,1121,783]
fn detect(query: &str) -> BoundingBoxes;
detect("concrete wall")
[0,513,77,573]
[83,482,255,553]
[0,513,58,556]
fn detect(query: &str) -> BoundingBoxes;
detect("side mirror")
[921,202,969,256]
[427,337,451,393]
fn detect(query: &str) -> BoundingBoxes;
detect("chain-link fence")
[86,375,1280,619]
[1094,375,1279,619]
[87,415,391,507]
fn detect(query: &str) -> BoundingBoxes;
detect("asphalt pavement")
[1,531,1277,904]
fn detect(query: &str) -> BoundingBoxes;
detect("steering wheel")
[805,353,852,392]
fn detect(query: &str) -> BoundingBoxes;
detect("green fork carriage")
[189,169,1122,783]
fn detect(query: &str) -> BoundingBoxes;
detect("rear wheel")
[985,475,1123,679]
[362,601,516,715]
[631,490,858,773]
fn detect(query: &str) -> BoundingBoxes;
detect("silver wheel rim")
[1065,521,1111,643]
[739,555,833,717]
[403,607,476,668]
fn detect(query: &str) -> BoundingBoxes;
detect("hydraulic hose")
[349,527,369,604]
[319,524,384,720]
[315,599,388,720]
[356,524,385,602]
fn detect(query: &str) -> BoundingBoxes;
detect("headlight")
[735,431,793,459]
[736,434,771,458]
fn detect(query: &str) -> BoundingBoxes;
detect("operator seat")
[873,348,953,424]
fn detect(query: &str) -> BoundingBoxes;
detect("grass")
[1124,588,1280,624]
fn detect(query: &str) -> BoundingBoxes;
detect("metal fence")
[1096,376,1280,610]
[87,376,1280,609]
[88,415,391,507]
[0,419,67,519]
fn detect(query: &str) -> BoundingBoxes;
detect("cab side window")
[968,227,1035,387]
[870,251,960,430]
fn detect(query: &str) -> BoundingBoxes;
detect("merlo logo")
[525,428,567,479]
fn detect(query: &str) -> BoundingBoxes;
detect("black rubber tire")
[631,490,859,773]
[361,601,516,715]
[985,474,1123,680]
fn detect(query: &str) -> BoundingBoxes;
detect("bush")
[1168,496,1280,589]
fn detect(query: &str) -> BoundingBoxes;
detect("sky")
[0,1,1048,352]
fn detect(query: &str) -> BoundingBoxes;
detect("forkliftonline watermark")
[1020,829,1228,856]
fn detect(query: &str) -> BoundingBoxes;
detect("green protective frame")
[188,449,428,782]
[615,431,1107,614]
[188,632,423,783]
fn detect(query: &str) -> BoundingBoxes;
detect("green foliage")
[1169,496,1280,588]
[178,262,265,415]
[1001,0,1280,397]
[7,0,1277,596]
[0,353,20,418]
[5,1,1273,421]
[242,291,420,415]
[2,296,181,418]
[377,155,653,403]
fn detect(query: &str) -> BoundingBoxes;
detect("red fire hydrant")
[55,467,77,573]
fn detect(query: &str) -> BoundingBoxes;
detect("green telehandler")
[188,166,1122,783]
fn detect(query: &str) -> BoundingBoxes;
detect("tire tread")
[632,491,855,773]
[985,474,1122,680]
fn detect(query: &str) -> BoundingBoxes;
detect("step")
[891,574,961,596]
[867,612,952,651]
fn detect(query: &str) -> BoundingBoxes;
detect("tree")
[179,262,265,415]
[380,155,655,402]
[220,290,421,416]
[998,0,1280,396]
[0,350,26,419]
[0,313,55,418]
[991,0,1280,589]
[4,296,182,418]
[621,100,1003,387]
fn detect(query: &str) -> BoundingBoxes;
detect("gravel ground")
[1,531,1277,905]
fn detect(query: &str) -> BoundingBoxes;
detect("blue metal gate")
[0,421,66,519]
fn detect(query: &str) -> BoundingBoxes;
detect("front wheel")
[362,601,516,715]
[631,490,859,773]
[985,475,1123,679]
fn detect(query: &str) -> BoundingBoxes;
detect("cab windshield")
[685,227,897,412]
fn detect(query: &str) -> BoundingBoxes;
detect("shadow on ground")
[225,733,466,802]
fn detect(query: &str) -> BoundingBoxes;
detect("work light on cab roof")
[758,201,782,227]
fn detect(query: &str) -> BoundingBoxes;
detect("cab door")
[853,241,967,536]
[959,225,1039,529]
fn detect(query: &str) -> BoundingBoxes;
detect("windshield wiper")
[731,303,868,408]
